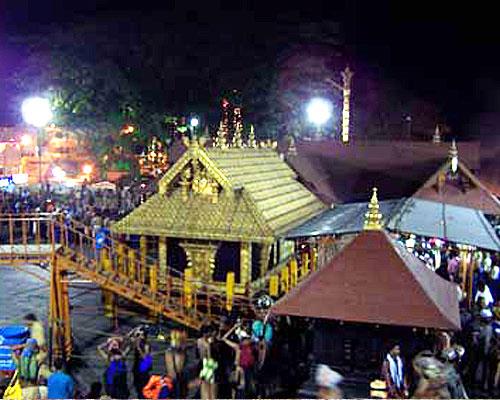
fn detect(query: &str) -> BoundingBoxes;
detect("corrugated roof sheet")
[285,197,500,251]
[285,199,403,238]
[387,198,500,251]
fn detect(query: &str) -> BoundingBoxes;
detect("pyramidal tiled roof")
[272,230,461,330]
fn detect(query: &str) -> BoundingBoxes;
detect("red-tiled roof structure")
[413,159,500,215]
[479,153,500,197]
[272,230,461,330]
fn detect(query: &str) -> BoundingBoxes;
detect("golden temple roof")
[112,143,326,242]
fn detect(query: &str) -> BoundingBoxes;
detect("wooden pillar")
[49,256,72,361]
[116,243,125,274]
[458,245,471,292]
[269,275,279,297]
[290,258,298,287]
[150,264,158,294]
[301,251,310,276]
[140,236,147,283]
[184,268,193,309]
[259,242,272,278]
[240,242,252,287]
[128,248,136,281]
[101,248,116,319]
[226,272,235,311]
[49,255,60,364]
[310,247,318,272]
[280,265,289,294]
[158,236,168,286]
[60,274,72,359]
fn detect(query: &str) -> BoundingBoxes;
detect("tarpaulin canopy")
[272,230,461,330]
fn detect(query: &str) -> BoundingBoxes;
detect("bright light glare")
[12,174,28,185]
[82,164,93,175]
[190,117,199,128]
[21,97,53,128]
[20,135,32,146]
[52,166,66,180]
[306,97,333,127]
[451,156,458,173]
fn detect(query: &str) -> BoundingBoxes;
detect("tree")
[10,23,169,159]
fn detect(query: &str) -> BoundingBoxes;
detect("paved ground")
[2,265,487,399]
[0,264,192,397]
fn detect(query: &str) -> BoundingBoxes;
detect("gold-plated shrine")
[112,127,325,293]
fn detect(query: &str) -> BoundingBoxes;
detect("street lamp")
[306,97,333,135]
[21,97,53,185]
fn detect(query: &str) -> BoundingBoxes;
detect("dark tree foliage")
[10,15,443,147]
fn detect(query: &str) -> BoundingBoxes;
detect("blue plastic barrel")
[0,325,29,346]
[0,346,16,371]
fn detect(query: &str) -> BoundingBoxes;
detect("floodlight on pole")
[306,97,333,131]
[21,96,53,185]
[21,97,53,128]
[190,117,199,128]
[189,116,199,140]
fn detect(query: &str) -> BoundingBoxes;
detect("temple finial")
[214,98,230,149]
[433,124,441,143]
[364,187,383,231]
[248,124,257,148]
[287,135,297,156]
[449,139,458,173]
[232,107,243,148]
[215,121,228,149]
[449,138,458,158]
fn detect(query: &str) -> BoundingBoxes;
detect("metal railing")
[0,213,251,329]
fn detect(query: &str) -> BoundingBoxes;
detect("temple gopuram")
[112,105,325,295]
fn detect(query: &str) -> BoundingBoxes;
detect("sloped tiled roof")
[413,159,500,215]
[112,189,271,242]
[272,230,461,330]
[207,148,325,236]
[113,145,325,242]
[285,139,481,203]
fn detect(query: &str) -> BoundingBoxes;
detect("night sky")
[1,0,499,138]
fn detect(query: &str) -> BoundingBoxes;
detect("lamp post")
[21,97,53,186]
[306,97,333,136]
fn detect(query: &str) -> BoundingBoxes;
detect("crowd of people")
[4,306,499,399]
[394,234,500,397]
[1,187,500,398]
[0,184,148,229]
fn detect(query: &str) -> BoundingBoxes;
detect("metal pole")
[38,127,42,187]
